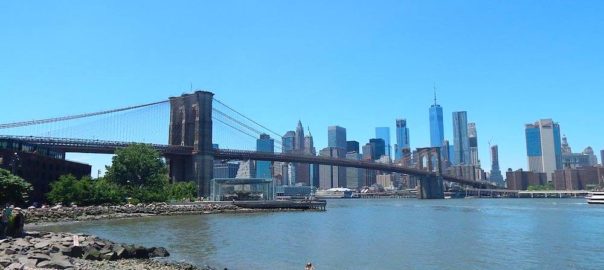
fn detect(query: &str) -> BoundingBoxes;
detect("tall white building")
[525,119,562,181]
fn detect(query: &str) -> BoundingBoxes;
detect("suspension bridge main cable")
[213,98,283,139]
[212,108,283,145]
[0,100,169,129]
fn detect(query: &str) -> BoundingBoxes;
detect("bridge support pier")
[418,176,444,199]
[168,91,214,198]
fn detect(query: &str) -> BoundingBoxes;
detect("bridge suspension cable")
[0,100,169,130]
[213,98,283,139]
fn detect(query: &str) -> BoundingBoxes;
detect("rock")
[133,246,149,259]
[5,262,23,270]
[13,239,29,248]
[16,257,37,268]
[148,247,170,258]
[100,251,117,261]
[113,246,126,258]
[0,258,13,267]
[83,247,101,261]
[4,249,16,255]
[34,240,51,249]
[36,258,74,269]
[61,245,84,258]
[28,253,51,261]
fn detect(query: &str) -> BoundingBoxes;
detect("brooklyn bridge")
[0,91,498,199]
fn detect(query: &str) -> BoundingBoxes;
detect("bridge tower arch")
[167,91,214,198]
[416,147,444,199]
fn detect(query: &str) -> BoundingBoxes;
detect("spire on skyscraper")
[433,83,438,106]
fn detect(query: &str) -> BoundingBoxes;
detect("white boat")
[586,191,604,204]
[315,188,354,199]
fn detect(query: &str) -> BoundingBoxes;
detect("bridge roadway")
[1,135,497,189]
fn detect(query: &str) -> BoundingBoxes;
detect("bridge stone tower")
[416,147,445,199]
[168,91,214,198]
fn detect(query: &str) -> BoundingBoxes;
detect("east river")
[39,199,604,270]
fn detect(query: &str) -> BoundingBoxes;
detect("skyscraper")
[468,122,479,166]
[452,111,470,165]
[346,141,360,153]
[375,127,391,158]
[295,120,305,152]
[525,119,562,181]
[369,138,386,160]
[429,92,445,147]
[282,131,296,153]
[319,147,346,189]
[255,134,274,179]
[328,126,347,156]
[304,127,316,156]
[489,145,504,186]
[394,119,410,161]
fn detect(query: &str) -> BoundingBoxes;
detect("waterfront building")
[236,160,256,178]
[506,169,548,190]
[375,127,391,158]
[452,111,470,165]
[468,122,479,166]
[214,162,240,179]
[345,152,365,189]
[347,141,360,153]
[394,119,410,161]
[553,166,604,190]
[489,145,505,186]
[445,165,485,181]
[429,93,445,148]
[0,139,91,202]
[525,119,562,180]
[255,134,274,179]
[601,150,604,166]
[319,147,346,189]
[328,126,347,154]
[272,161,288,186]
[376,174,394,190]
[369,138,386,160]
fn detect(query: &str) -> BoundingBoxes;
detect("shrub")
[0,168,33,206]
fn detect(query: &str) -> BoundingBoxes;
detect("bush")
[47,175,125,206]
[0,168,33,206]
[167,182,197,202]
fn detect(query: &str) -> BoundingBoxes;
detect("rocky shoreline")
[24,203,239,225]
[24,202,315,225]
[0,231,213,270]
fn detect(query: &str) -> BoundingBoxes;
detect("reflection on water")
[39,199,604,270]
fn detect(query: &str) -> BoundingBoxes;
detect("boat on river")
[586,191,604,204]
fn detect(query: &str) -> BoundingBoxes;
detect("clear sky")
[2,1,604,175]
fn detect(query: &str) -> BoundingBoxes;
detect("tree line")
[0,144,197,206]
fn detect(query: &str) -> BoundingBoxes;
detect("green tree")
[168,182,197,201]
[105,144,169,188]
[47,175,125,206]
[47,174,78,205]
[0,168,32,205]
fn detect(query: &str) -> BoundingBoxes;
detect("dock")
[234,200,327,211]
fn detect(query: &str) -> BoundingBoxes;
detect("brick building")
[506,169,547,190]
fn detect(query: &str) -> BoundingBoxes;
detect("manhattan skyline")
[2,1,604,174]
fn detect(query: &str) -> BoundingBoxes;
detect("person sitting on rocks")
[1,204,13,238]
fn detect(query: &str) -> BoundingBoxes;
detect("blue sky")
[2,1,604,175]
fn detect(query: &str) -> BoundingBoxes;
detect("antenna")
[433,83,437,106]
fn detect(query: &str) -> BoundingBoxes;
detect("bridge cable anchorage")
[0,100,169,130]
[213,98,283,139]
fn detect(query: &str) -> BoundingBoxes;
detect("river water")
[39,199,604,270]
